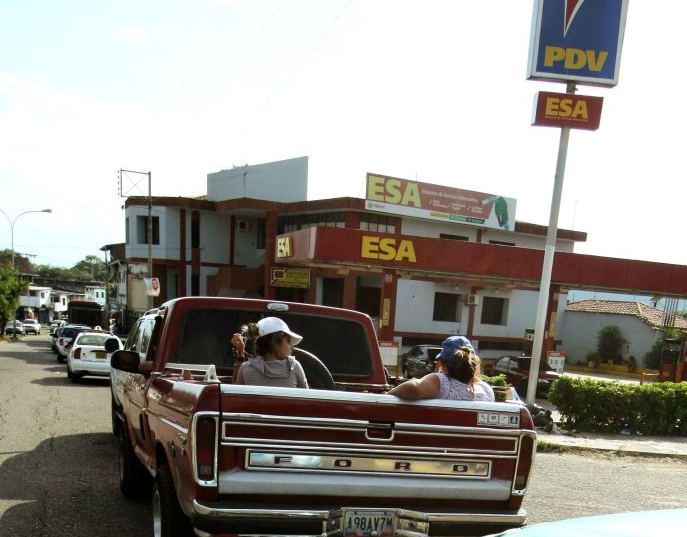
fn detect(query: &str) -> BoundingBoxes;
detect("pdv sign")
[527,0,629,87]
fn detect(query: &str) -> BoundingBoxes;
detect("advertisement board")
[271,268,310,288]
[532,91,604,130]
[527,0,629,87]
[144,278,160,297]
[365,173,516,232]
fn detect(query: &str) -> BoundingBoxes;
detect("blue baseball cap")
[437,336,474,362]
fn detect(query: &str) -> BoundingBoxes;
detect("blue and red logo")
[528,0,629,87]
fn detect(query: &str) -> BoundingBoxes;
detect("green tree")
[597,325,627,365]
[72,255,109,281]
[0,264,28,329]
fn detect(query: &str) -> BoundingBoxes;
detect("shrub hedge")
[548,376,687,436]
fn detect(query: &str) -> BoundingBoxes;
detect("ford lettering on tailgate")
[247,450,490,478]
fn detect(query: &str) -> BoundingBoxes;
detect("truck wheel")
[293,348,335,390]
[153,464,193,537]
[119,422,152,500]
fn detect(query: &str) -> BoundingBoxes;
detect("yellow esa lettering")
[361,236,417,262]
[366,176,421,207]
[545,98,589,119]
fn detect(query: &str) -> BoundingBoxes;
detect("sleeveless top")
[235,355,308,388]
[437,371,495,401]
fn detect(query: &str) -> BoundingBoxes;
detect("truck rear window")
[174,308,372,377]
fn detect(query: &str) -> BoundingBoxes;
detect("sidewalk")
[534,394,687,457]
[537,427,687,457]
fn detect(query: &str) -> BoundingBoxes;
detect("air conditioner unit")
[466,294,479,306]
[236,219,250,232]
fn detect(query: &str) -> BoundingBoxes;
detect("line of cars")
[51,323,123,383]
[4,318,42,336]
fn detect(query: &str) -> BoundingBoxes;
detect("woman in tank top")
[387,336,493,402]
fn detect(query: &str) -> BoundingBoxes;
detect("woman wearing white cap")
[232,317,309,388]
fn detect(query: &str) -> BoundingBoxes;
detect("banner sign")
[532,91,604,130]
[271,267,310,288]
[527,0,629,87]
[365,173,516,232]
[144,278,160,297]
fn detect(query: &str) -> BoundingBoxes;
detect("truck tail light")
[514,434,536,492]
[73,348,82,359]
[195,416,217,483]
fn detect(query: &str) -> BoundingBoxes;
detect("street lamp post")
[0,208,52,336]
[0,208,53,268]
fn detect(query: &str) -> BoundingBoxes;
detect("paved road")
[0,334,685,536]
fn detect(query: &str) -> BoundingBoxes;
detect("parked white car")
[22,319,41,335]
[67,331,123,382]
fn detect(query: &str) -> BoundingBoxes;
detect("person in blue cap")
[387,336,494,401]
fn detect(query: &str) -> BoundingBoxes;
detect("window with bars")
[360,213,396,233]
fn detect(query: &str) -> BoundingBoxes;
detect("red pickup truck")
[110,297,536,537]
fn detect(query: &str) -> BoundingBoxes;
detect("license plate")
[95,352,107,359]
[343,509,395,537]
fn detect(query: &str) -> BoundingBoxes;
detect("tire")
[57,354,65,364]
[153,464,193,537]
[293,348,336,390]
[70,370,82,383]
[111,395,121,437]
[119,421,153,500]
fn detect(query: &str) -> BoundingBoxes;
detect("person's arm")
[231,333,249,384]
[386,373,440,400]
[294,361,309,389]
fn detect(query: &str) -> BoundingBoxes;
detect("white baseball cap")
[257,317,303,346]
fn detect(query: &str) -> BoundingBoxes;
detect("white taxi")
[67,331,123,383]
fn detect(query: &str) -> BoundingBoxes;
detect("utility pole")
[119,169,154,311]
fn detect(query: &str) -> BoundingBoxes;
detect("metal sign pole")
[526,82,576,404]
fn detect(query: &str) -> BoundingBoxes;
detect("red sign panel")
[532,91,603,130]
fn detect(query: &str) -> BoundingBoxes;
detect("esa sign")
[532,91,604,130]
[527,0,629,87]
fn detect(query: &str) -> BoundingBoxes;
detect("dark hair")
[241,322,288,357]
[442,346,479,384]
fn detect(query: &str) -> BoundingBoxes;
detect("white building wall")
[207,156,308,203]
[401,216,575,252]
[557,311,657,366]
[395,279,569,359]
[395,280,471,336]
[233,218,265,268]
[198,211,231,264]
[126,206,172,265]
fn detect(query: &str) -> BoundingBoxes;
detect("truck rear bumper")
[191,501,527,537]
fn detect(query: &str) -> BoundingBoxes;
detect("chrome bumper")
[191,501,527,537]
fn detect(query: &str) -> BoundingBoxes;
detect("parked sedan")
[49,319,66,335]
[22,319,41,335]
[55,324,93,363]
[400,345,442,378]
[4,320,25,336]
[485,508,687,537]
[483,355,561,398]
[67,331,123,382]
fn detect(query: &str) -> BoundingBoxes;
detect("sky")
[1,1,685,283]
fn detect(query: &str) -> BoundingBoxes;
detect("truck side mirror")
[104,338,121,353]
[111,350,141,373]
